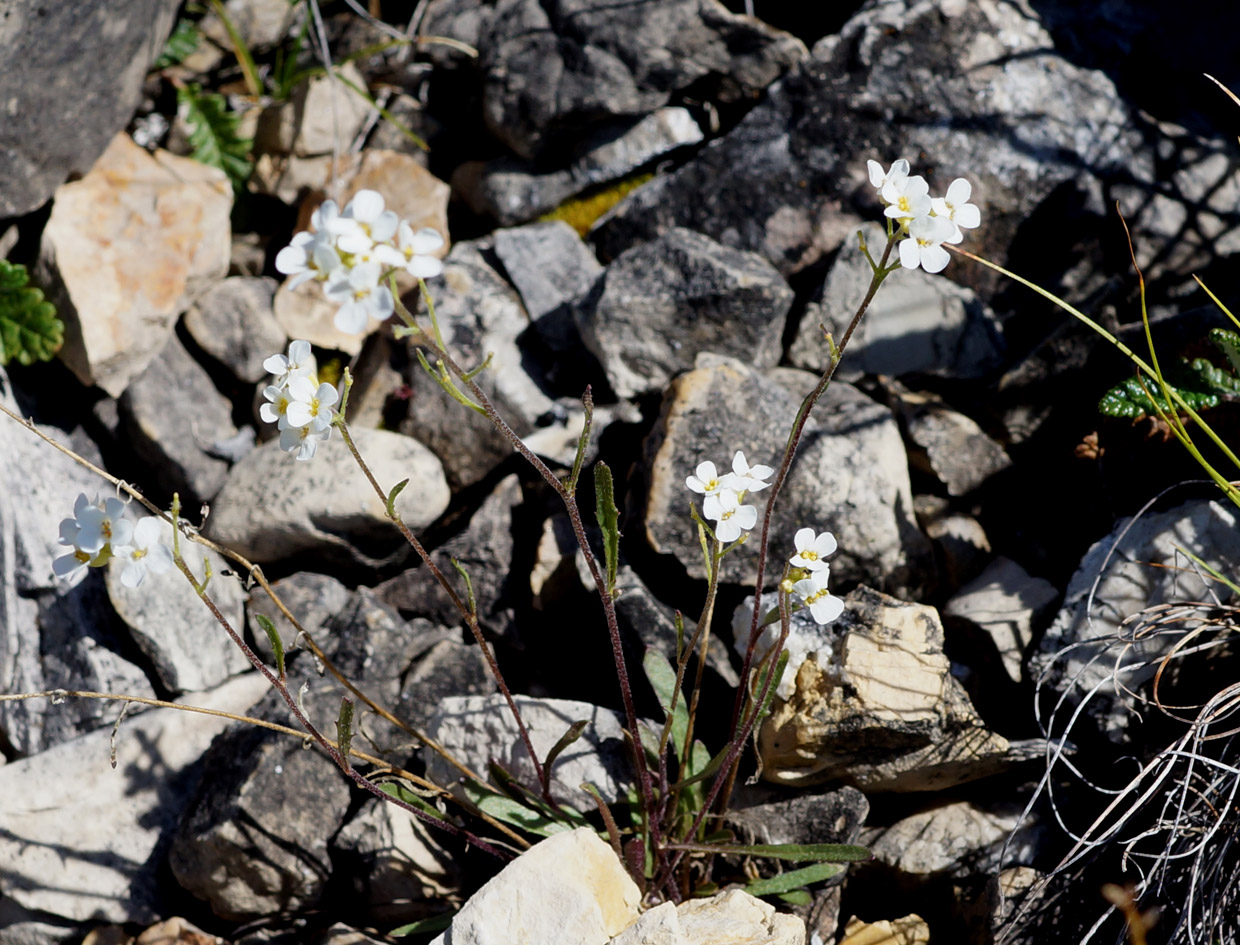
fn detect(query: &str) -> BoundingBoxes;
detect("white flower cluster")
[685,451,774,542]
[275,190,445,335]
[54,494,173,588]
[867,158,981,274]
[786,526,841,625]
[260,340,339,461]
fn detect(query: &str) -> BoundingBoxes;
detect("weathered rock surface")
[838,914,929,945]
[594,0,1141,278]
[945,557,1058,685]
[790,224,1005,382]
[758,586,1013,790]
[205,427,450,567]
[255,61,372,158]
[119,333,238,506]
[494,221,603,323]
[642,355,930,593]
[423,695,633,812]
[40,133,233,396]
[726,787,869,849]
[106,520,249,694]
[575,228,793,399]
[473,0,805,159]
[457,108,704,225]
[1032,498,1240,742]
[184,277,286,384]
[0,673,268,924]
[0,0,180,217]
[246,571,352,663]
[199,0,300,51]
[429,828,640,945]
[609,889,806,945]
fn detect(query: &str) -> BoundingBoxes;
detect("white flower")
[330,190,400,254]
[930,177,981,244]
[311,199,340,232]
[898,213,956,274]
[703,488,757,543]
[73,494,133,555]
[324,262,395,334]
[792,569,844,625]
[280,422,331,461]
[53,545,94,579]
[115,517,174,589]
[285,377,339,432]
[790,527,837,571]
[881,174,932,222]
[867,158,910,194]
[730,451,774,493]
[686,460,734,496]
[263,339,314,388]
[260,384,294,429]
[396,223,445,279]
[275,230,341,290]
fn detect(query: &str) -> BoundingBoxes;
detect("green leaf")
[670,841,871,862]
[643,650,687,763]
[543,720,589,782]
[385,479,409,517]
[153,17,201,70]
[1209,328,1240,375]
[462,782,584,837]
[253,613,284,680]
[0,260,63,366]
[378,781,450,824]
[671,740,731,790]
[751,650,790,727]
[1098,353,1240,421]
[593,461,620,594]
[744,862,845,897]
[776,889,813,906]
[177,83,253,189]
[389,912,453,937]
[335,697,354,772]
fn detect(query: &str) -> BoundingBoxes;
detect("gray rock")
[494,221,603,321]
[916,495,992,593]
[476,0,804,159]
[119,333,237,506]
[199,0,301,51]
[594,0,1142,277]
[375,474,521,636]
[400,239,554,489]
[790,223,1005,382]
[184,277,286,384]
[0,673,268,923]
[458,107,704,225]
[0,0,180,217]
[424,695,635,812]
[575,228,794,399]
[398,638,493,732]
[945,557,1058,685]
[205,427,450,567]
[727,787,869,849]
[106,522,249,694]
[246,571,352,664]
[642,354,931,594]
[1032,498,1240,742]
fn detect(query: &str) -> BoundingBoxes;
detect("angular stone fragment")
[40,133,232,396]
[184,277,286,384]
[609,889,805,945]
[255,61,371,157]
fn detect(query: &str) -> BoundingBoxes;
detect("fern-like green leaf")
[177,84,253,189]
[153,17,201,70]
[1209,328,1240,375]
[1099,374,1219,419]
[0,260,64,366]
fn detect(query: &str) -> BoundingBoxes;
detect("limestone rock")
[428,828,640,945]
[118,333,237,506]
[0,673,268,923]
[0,0,180,217]
[862,799,1037,879]
[246,571,352,664]
[494,221,603,322]
[610,889,805,945]
[106,520,249,694]
[255,61,371,158]
[199,0,300,51]
[183,277,286,384]
[575,229,793,400]
[758,586,1012,790]
[837,914,929,945]
[40,133,232,396]
[205,427,450,567]
[642,355,930,594]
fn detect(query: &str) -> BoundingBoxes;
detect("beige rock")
[609,890,805,945]
[862,800,1022,877]
[428,828,640,945]
[255,61,371,157]
[40,133,232,395]
[837,915,929,945]
[759,586,1011,791]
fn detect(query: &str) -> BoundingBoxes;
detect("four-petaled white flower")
[260,339,339,462]
[686,461,732,496]
[115,517,174,588]
[263,339,314,388]
[898,213,956,274]
[729,451,774,493]
[790,527,837,571]
[281,422,331,461]
[868,158,910,194]
[324,262,395,335]
[73,494,133,555]
[703,488,757,543]
[792,569,844,625]
[330,190,400,254]
[274,230,341,290]
[397,222,446,279]
[285,377,339,432]
[930,177,981,244]
[881,173,932,222]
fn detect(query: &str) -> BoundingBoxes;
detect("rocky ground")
[2,1,1240,944]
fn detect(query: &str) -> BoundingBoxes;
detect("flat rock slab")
[0,673,269,924]
[40,133,233,396]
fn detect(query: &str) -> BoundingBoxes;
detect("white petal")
[275,245,307,275]
[953,204,980,229]
[334,303,370,335]
[407,256,444,279]
[348,190,385,222]
[288,376,317,402]
[898,238,921,270]
[867,159,885,188]
[316,383,339,409]
[288,339,312,364]
[921,243,951,274]
[370,211,399,243]
[409,228,445,254]
[794,527,814,551]
[945,178,972,206]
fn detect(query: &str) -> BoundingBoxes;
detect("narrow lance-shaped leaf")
[386,479,409,518]
[744,861,845,897]
[378,781,451,825]
[335,697,354,773]
[541,719,589,796]
[667,841,871,862]
[253,613,285,681]
[593,461,620,594]
[643,649,687,763]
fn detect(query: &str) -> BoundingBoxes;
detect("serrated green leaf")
[744,862,845,897]
[253,613,285,680]
[643,650,687,763]
[593,461,620,595]
[0,260,63,366]
[1209,328,1240,375]
[1099,372,1222,419]
[153,17,201,70]
[177,83,253,189]
[389,912,453,937]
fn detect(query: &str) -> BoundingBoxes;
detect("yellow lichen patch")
[539,173,654,238]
